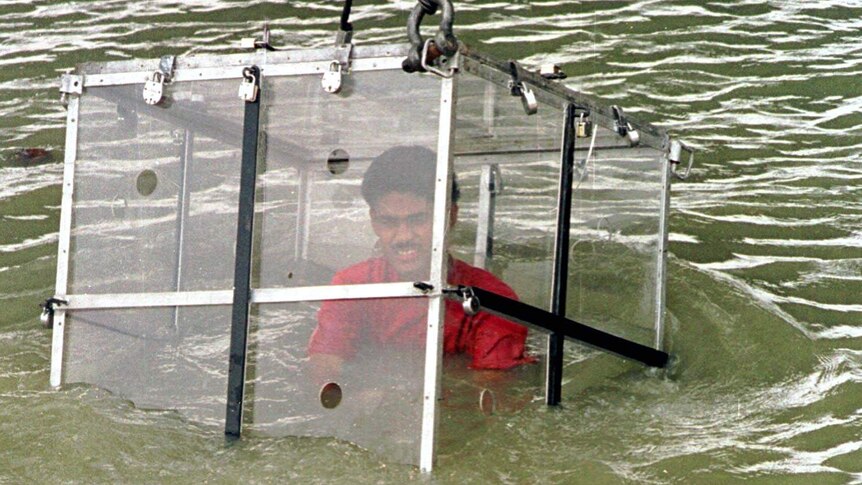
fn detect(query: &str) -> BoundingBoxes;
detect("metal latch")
[40,297,67,329]
[668,140,695,180]
[59,71,84,107]
[611,105,640,146]
[240,23,275,51]
[539,63,567,80]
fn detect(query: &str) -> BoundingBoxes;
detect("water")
[2,1,862,483]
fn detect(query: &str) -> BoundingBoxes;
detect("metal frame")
[78,46,410,88]
[654,139,673,351]
[60,283,432,311]
[49,96,79,388]
[53,40,686,471]
[419,74,457,473]
[473,164,499,269]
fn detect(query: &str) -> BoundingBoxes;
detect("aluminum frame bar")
[50,96,80,388]
[420,75,457,473]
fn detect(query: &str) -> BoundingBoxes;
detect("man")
[308,146,534,383]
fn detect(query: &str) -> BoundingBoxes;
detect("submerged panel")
[247,299,427,465]
[63,79,243,422]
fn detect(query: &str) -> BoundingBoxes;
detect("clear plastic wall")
[247,70,442,465]
[64,80,243,425]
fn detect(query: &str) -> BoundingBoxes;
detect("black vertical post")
[226,66,261,437]
[546,103,577,406]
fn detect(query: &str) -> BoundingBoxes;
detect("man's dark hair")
[360,145,460,207]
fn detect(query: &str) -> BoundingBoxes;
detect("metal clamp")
[507,61,538,115]
[240,23,275,51]
[420,39,459,78]
[59,71,83,107]
[611,105,640,146]
[669,140,695,180]
[403,0,459,74]
[39,297,68,329]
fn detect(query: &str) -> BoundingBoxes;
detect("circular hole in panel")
[136,169,158,196]
[326,149,349,175]
[320,382,343,409]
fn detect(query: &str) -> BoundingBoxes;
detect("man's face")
[369,192,435,279]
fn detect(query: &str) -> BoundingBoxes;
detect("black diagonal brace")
[453,286,669,368]
[225,66,261,438]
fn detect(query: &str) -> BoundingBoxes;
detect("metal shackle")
[403,0,458,73]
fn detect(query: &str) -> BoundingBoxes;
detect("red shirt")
[308,258,534,370]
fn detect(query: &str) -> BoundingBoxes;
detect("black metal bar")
[463,287,669,369]
[546,103,577,405]
[225,66,261,438]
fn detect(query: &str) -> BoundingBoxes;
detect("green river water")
[1,1,861,483]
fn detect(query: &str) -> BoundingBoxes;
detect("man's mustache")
[391,242,421,253]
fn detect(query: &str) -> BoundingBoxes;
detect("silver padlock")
[143,71,165,105]
[626,124,640,146]
[576,113,593,138]
[238,73,259,102]
[520,83,538,115]
[321,62,343,94]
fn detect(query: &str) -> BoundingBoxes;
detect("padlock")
[238,73,259,102]
[462,294,480,315]
[40,306,53,328]
[321,62,343,94]
[576,113,593,138]
[626,124,640,146]
[520,83,538,115]
[143,71,165,105]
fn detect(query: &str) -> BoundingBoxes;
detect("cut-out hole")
[136,170,158,196]
[320,382,342,409]
[326,149,349,175]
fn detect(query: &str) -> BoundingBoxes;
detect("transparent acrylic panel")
[247,299,428,465]
[64,305,231,425]
[63,78,242,424]
[568,128,665,348]
[255,70,442,288]
[452,71,563,311]
[69,80,243,294]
